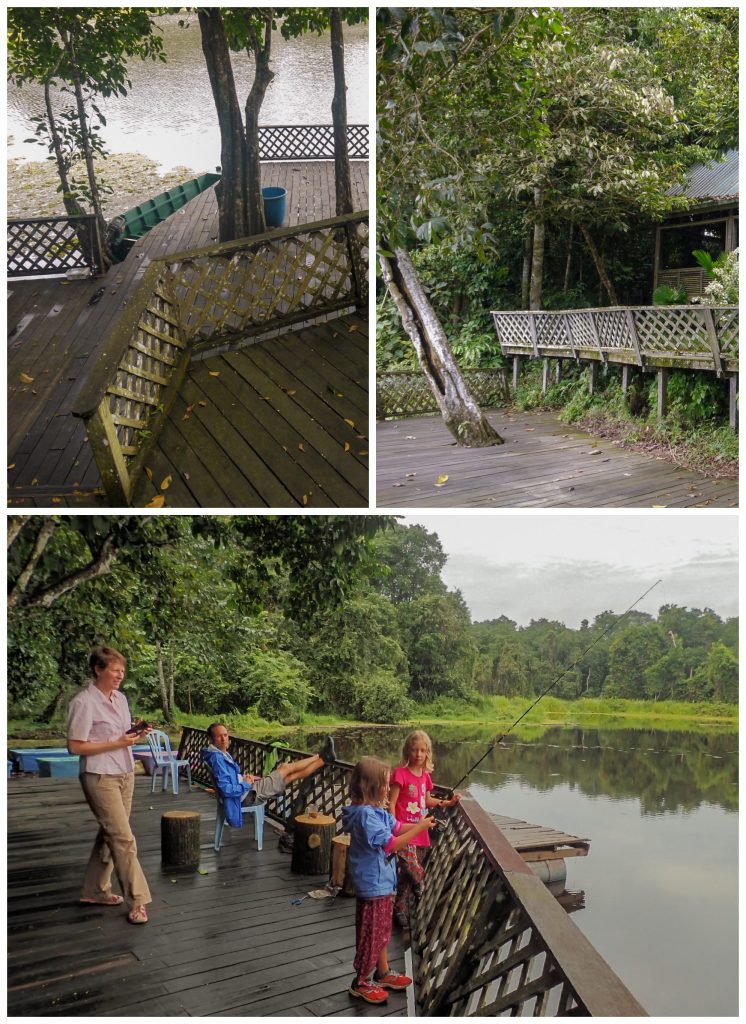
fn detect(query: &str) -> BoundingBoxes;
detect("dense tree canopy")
[7,518,738,725]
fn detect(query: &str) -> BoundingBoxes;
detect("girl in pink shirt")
[388,730,460,928]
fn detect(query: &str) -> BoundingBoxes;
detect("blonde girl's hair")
[402,730,434,772]
[349,756,390,805]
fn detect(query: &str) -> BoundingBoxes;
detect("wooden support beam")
[528,314,540,357]
[85,400,131,506]
[542,359,550,395]
[729,375,738,431]
[622,364,631,396]
[702,307,723,375]
[555,360,562,384]
[657,368,668,419]
[624,309,644,366]
[588,361,599,395]
[513,355,522,391]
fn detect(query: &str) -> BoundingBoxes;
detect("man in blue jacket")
[203,723,336,828]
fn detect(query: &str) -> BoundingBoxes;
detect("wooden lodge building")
[654,148,739,299]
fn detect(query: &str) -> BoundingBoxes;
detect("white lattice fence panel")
[594,310,631,350]
[715,308,739,361]
[493,312,534,347]
[634,308,710,356]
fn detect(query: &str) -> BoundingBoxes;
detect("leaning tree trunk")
[380,246,504,447]
[330,9,353,216]
[244,13,274,236]
[521,229,532,308]
[155,638,174,724]
[199,9,250,242]
[579,224,619,305]
[529,189,545,310]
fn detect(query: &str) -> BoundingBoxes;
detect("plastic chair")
[203,756,264,852]
[147,730,192,795]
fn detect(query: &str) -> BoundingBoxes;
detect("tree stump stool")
[291,811,336,875]
[161,810,200,868]
[330,833,355,895]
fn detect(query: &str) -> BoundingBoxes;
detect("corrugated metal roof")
[669,149,738,200]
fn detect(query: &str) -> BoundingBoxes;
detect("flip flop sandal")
[127,905,149,925]
[80,894,124,906]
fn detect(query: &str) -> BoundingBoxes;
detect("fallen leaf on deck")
[145,466,153,481]
[144,495,166,508]
[344,442,350,452]
[19,372,34,384]
[344,419,355,428]
[302,495,308,505]
[160,476,172,490]
[406,472,416,477]
[336,392,344,397]
[434,474,449,487]
[298,443,305,452]
[652,504,667,508]
[52,497,62,503]
[359,450,368,456]
[7,464,15,470]
[348,324,358,332]
[525,428,534,431]
[198,400,207,407]
[197,869,209,875]
[209,370,220,377]
[31,478,38,486]
[405,435,417,440]
[182,404,194,420]
[393,482,406,487]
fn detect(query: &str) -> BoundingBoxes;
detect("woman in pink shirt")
[388,730,460,928]
[67,646,152,925]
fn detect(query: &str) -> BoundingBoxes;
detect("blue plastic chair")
[147,730,192,795]
[203,756,264,851]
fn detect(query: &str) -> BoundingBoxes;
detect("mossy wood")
[72,212,368,504]
[161,810,200,868]
[291,812,336,875]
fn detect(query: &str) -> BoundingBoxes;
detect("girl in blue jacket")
[341,756,435,1005]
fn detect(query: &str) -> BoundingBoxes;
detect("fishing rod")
[447,578,662,793]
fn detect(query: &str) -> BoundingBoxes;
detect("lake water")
[300,723,738,1017]
[7,13,369,173]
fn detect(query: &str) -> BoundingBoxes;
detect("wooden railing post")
[702,306,724,375]
[85,400,132,505]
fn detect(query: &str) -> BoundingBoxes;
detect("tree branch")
[19,534,117,610]
[8,518,59,609]
[7,516,28,549]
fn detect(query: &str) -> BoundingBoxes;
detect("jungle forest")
[376,7,738,463]
[8,516,738,732]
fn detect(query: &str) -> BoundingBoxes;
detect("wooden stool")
[330,833,355,895]
[291,811,336,875]
[161,810,200,868]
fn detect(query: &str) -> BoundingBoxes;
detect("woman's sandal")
[127,905,149,925]
[80,894,124,906]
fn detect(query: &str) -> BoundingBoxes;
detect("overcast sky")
[402,514,739,626]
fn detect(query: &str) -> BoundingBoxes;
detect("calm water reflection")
[299,724,738,1016]
[8,14,369,171]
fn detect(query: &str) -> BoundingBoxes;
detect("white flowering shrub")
[700,248,739,305]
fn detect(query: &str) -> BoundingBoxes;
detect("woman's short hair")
[349,756,390,805]
[89,646,126,675]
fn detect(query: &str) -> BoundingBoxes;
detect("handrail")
[177,727,646,1017]
[492,305,739,374]
[72,211,368,504]
[7,213,104,279]
[259,123,368,161]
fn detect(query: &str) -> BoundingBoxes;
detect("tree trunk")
[156,637,173,724]
[199,9,251,242]
[380,246,504,447]
[579,224,619,305]
[521,229,532,308]
[44,80,84,220]
[563,222,574,292]
[7,518,58,609]
[243,13,273,236]
[330,9,353,216]
[529,189,545,310]
[168,641,175,715]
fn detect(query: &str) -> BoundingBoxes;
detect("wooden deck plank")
[376,409,738,508]
[8,160,369,502]
[8,774,405,1018]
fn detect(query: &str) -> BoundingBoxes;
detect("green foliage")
[242,650,314,725]
[653,284,688,305]
[350,670,414,723]
[699,248,739,306]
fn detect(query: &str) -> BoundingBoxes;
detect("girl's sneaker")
[349,979,389,1003]
[374,971,412,990]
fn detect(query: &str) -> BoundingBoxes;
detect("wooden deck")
[131,313,368,508]
[489,813,589,862]
[376,409,738,508]
[7,160,369,506]
[8,774,406,1017]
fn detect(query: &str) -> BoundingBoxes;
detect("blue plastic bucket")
[262,186,287,228]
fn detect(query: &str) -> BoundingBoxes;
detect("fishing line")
[448,578,663,793]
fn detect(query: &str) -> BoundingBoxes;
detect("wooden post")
[555,360,562,384]
[729,375,738,430]
[588,361,599,395]
[542,359,550,395]
[512,356,521,391]
[657,368,668,419]
[330,833,355,895]
[291,812,336,875]
[85,400,131,506]
[622,365,631,396]
[161,810,200,868]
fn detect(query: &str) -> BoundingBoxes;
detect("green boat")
[109,171,221,262]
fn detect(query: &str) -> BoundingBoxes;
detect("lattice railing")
[72,211,368,504]
[259,124,368,161]
[7,214,104,278]
[377,368,508,418]
[177,729,645,1017]
[493,306,739,373]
